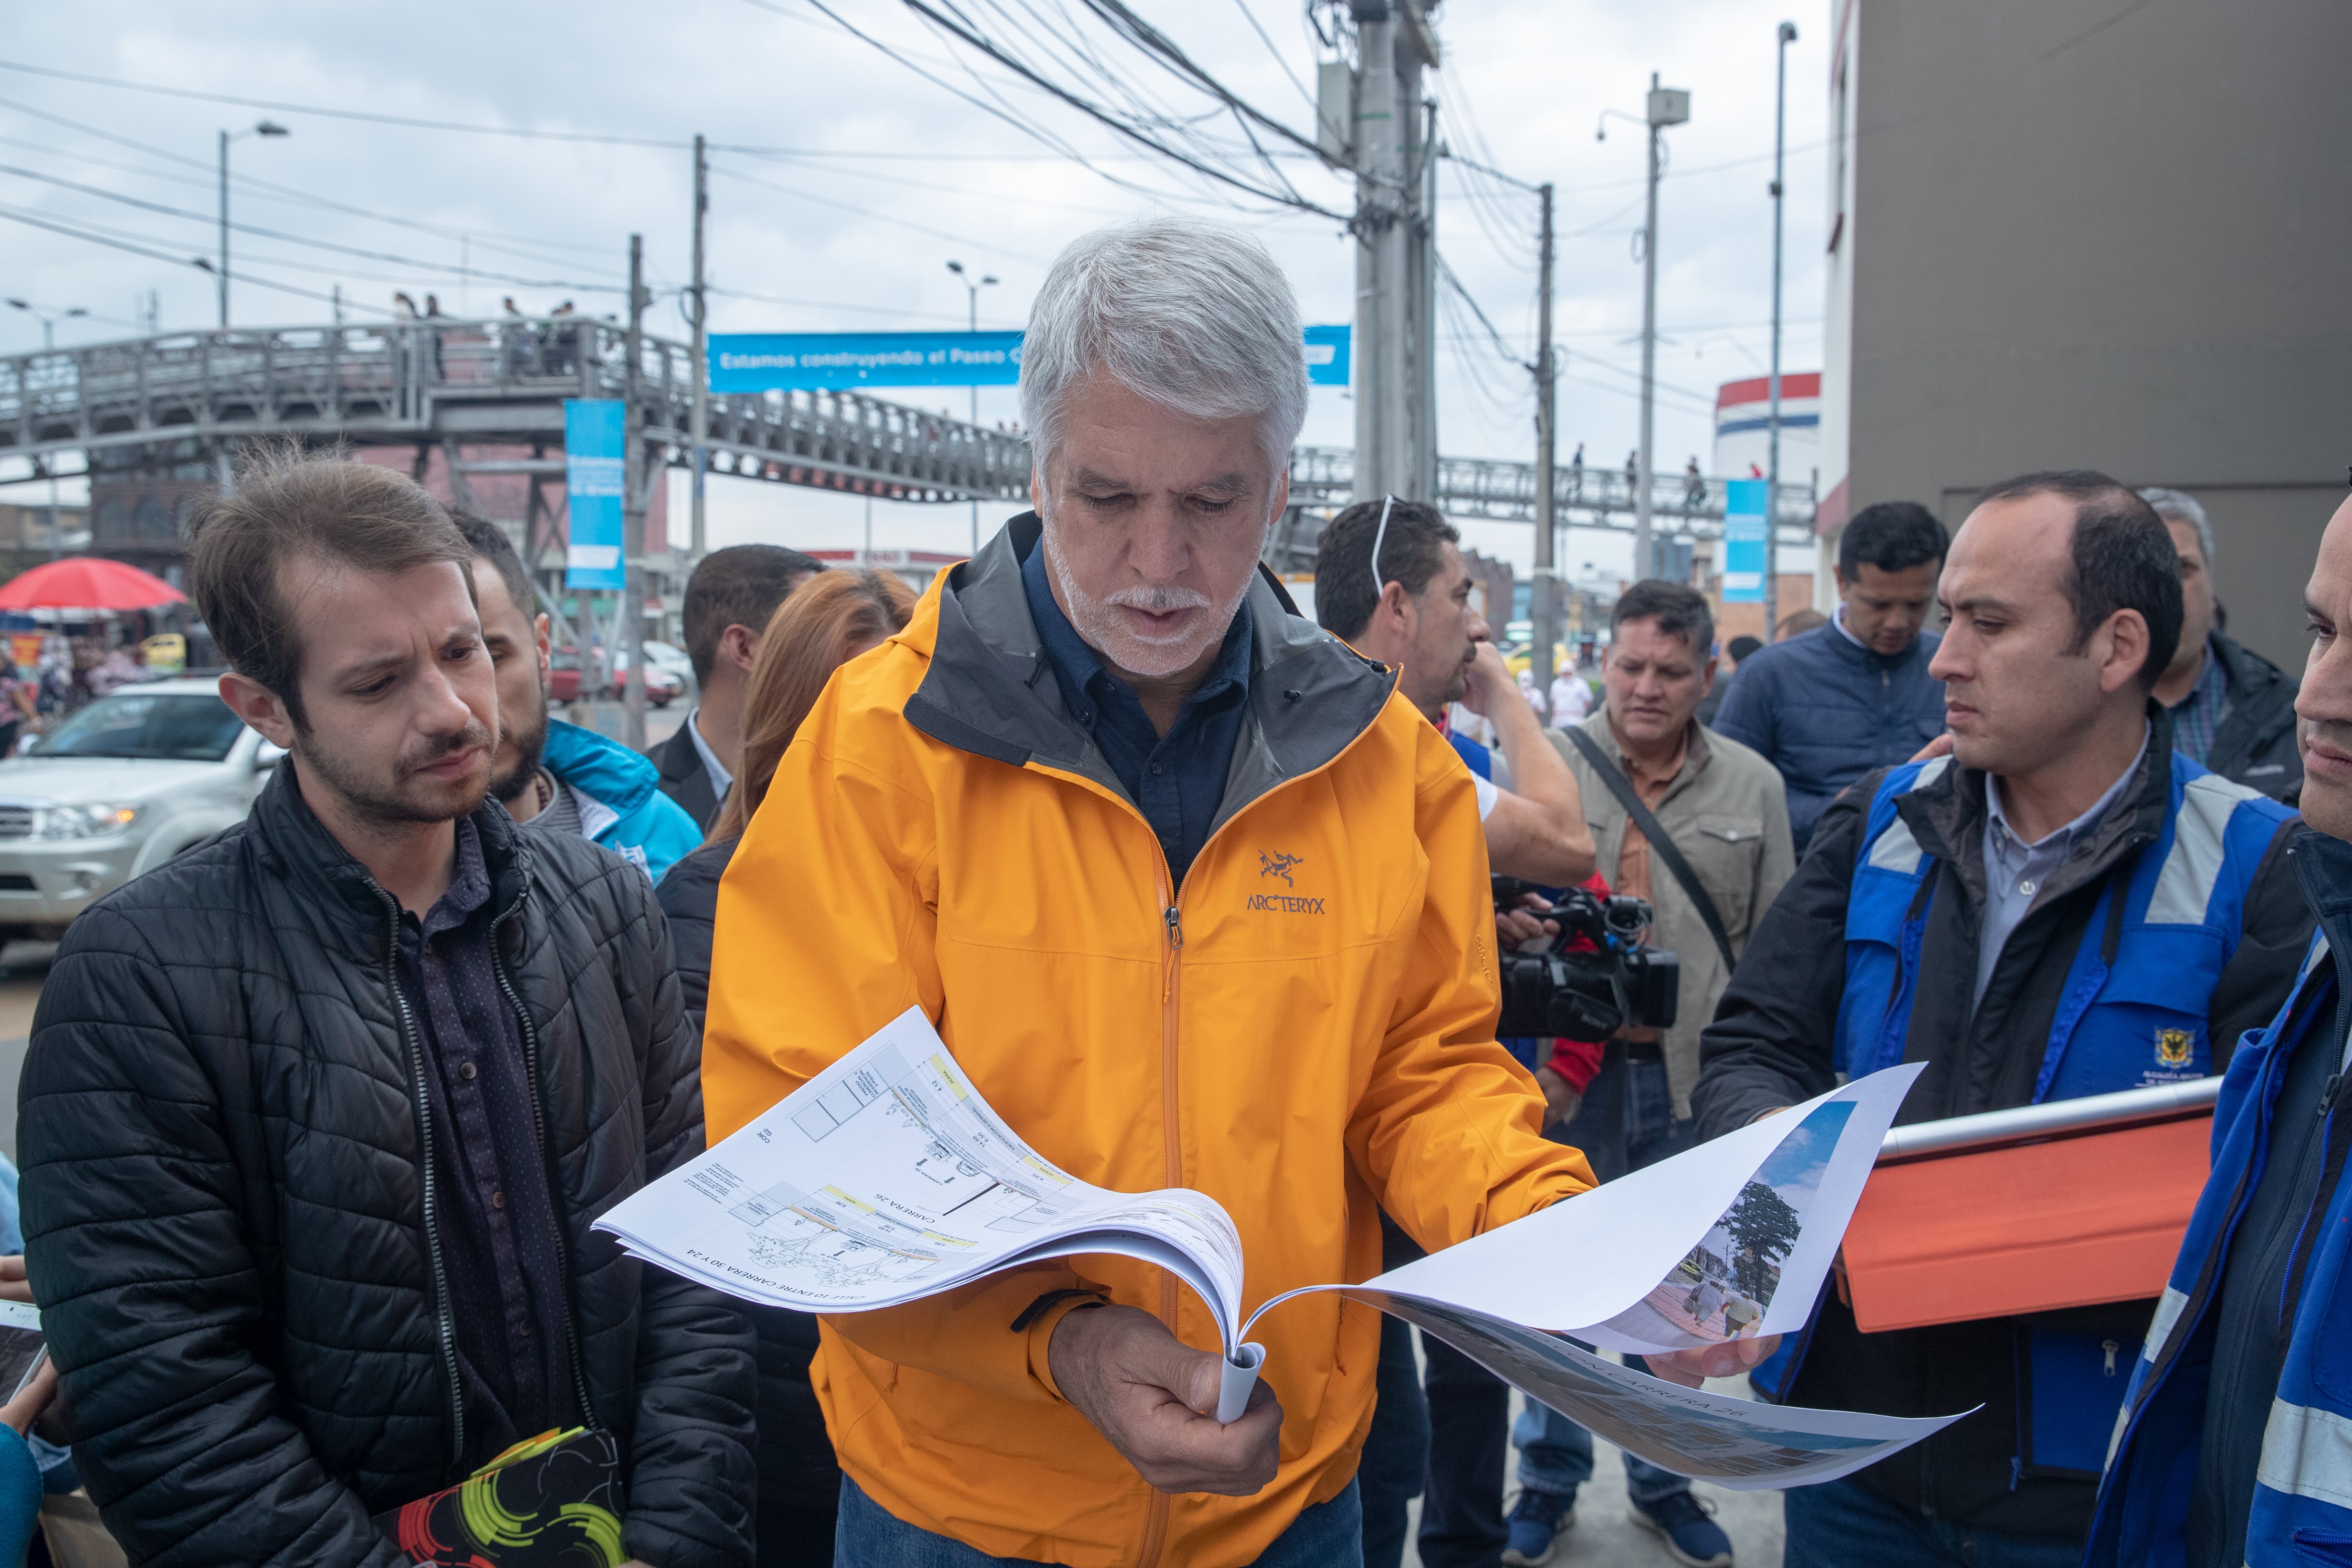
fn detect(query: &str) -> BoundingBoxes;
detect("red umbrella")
[0,556,188,613]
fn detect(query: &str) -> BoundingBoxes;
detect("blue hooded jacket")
[539,719,703,883]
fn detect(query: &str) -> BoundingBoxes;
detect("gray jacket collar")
[904,512,1396,838]
[1898,700,2176,913]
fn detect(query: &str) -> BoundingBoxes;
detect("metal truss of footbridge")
[0,317,1033,505]
[0,319,1813,543]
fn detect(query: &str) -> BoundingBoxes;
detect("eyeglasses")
[1369,493,1397,606]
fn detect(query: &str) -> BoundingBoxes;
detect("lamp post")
[946,259,998,554]
[7,299,87,557]
[1765,22,1797,641]
[218,120,290,328]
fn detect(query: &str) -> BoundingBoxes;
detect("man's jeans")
[836,1476,1364,1568]
[1515,1055,1697,1507]
[1359,1316,1428,1568]
[1782,1476,2085,1568]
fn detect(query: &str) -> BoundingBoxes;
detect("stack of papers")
[597,1008,1964,1489]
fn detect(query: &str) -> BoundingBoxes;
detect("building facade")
[1815,0,2352,671]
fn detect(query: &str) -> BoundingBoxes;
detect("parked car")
[548,649,682,708]
[0,678,278,942]
[641,639,696,692]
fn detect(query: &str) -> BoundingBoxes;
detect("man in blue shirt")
[1020,524,1255,883]
[1714,501,1950,850]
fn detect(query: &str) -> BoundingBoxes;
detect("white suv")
[0,677,279,942]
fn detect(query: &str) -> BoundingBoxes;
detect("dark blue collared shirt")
[1020,536,1253,890]
[391,817,575,1468]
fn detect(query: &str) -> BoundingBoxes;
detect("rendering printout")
[597,1008,1959,1487]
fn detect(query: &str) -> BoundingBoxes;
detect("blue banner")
[1302,324,1350,387]
[1720,478,1768,603]
[708,326,1353,392]
[711,332,1024,392]
[564,398,627,591]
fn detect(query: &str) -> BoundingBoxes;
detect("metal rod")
[1530,181,1557,692]
[690,133,709,563]
[1878,1077,2222,1163]
[217,129,230,330]
[1634,73,1661,581]
[622,234,649,752]
[1766,22,1796,640]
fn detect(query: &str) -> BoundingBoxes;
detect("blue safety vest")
[1757,752,2293,1484]
[2089,924,2352,1568]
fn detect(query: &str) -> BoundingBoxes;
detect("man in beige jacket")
[1505,578,1795,1568]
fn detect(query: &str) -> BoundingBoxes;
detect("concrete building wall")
[1829,0,2352,672]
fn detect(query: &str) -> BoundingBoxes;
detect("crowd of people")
[0,215,2340,1568]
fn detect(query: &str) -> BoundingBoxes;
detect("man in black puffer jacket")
[20,453,755,1567]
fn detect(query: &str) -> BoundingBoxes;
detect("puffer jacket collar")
[905,511,1396,834]
[244,759,532,964]
[1894,700,2177,914]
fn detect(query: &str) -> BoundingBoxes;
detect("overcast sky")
[1,0,1831,574]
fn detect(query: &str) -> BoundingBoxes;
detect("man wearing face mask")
[702,217,1749,1568]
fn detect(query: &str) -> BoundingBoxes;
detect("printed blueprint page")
[1354,1291,1963,1489]
[596,1007,1247,1341]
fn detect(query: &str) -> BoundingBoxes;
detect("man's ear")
[532,613,552,685]
[219,670,298,750]
[719,623,761,675]
[2097,608,2153,696]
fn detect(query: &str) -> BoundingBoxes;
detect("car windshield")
[35,692,248,762]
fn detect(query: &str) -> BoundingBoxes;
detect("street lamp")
[218,120,290,329]
[7,300,88,557]
[946,259,998,553]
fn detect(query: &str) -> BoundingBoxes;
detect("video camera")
[1492,876,1680,1040]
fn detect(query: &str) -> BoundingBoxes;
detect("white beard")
[1042,514,1257,679]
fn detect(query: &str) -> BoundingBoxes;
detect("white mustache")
[1104,584,1211,616]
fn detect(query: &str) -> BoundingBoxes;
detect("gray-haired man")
[699,217,1747,1568]
[2140,486,2301,797]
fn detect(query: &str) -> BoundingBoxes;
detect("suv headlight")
[32,804,141,840]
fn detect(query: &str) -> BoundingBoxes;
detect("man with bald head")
[2091,493,2352,1568]
[1694,472,2311,1566]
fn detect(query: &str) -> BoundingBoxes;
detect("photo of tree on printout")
[1596,1098,1856,1349]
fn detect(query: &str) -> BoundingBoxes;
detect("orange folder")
[1839,1111,2214,1333]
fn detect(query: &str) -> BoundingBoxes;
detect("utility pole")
[1766,23,1797,639]
[1349,2,1432,504]
[621,233,650,751]
[1633,74,1688,580]
[1531,183,1559,692]
[689,133,710,563]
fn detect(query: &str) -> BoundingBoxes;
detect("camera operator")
[1499,579,1794,1568]
[1314,497,1599,1568]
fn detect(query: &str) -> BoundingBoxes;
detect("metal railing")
[0,319,1034,503]
[1288,446,1818,531]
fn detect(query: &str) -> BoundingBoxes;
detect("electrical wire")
[0,202,392,315]
[709,163,1051,267]
[0,164,624,292]
[1230,0,1317,113]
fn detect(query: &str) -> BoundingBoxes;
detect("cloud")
[4,0,1831,570]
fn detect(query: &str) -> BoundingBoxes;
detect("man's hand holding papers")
[1049,1304,1284,1496]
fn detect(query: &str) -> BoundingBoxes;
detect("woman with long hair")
[655,566,914,1568]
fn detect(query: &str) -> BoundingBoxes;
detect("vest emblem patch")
[2155,1027,2194,1067]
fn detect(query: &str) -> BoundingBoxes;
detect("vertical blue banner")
[1721,478,1768,602]
[564,398,626,591]
[1302,324,1351,387]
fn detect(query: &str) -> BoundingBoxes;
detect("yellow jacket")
[704,517,1594,1567]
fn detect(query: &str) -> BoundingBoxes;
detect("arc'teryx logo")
[1251,851,1324,915]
